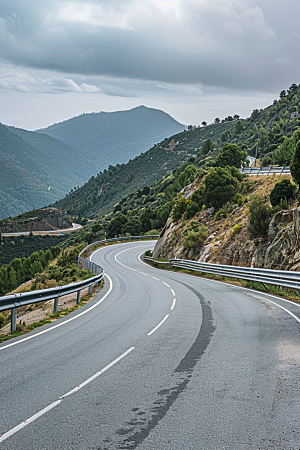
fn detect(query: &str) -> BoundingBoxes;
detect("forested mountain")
[39,106,185,169]
[53,120,235,219]
[0,123,95,218]
[10,127,95,182]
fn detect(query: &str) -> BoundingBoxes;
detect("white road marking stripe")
[151,276,160,281]
[171,298,176,310]
[163,282,170,288]
[147,315,169,336]
[171,289,175,296]
[61,347,135,398]
[0,274,113,352]
[0,400,62,442]
[0,347,135,442]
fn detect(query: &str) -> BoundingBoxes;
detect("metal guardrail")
[169,259,300,292]
[0,235,158,334]
[239,166,291,176]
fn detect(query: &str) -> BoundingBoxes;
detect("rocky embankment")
[153,179,300,271]
[0,208,72,233]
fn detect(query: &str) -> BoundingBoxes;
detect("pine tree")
[290,140,300,186]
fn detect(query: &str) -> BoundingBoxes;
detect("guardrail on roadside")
[239,166,291,176]
[169,258,300,292]
[0,235,159,334]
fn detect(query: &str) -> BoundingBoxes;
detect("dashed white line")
[61,347,135,397]
[0,400,62,442]
[147,315,169,336]
[0,347,135,443]
[171,289,175,296]
[151,276,160,281]
[163,282,170,288]
[171,298,176,311]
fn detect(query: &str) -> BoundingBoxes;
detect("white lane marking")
[61,347,135,397]
[114,246,148,272]
[169,269,300,323]
[147,315,169,336]
[171,289,175,296]
[151,276,160,281]
[0,275,113,352]
[0,400,62,442]
[170,298,176,311]
[0,347,135,443]
[263,298,300,323]
[163,282,170,288]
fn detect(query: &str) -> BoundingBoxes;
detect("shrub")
[184,201,200,220]
[214,209,226,221]
[182,223,208,248]
[231,224,242,239]
[248,196,272,239]
[270,179,296,206]
[172,198,191,222]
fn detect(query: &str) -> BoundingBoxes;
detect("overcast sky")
[0,0,299,130]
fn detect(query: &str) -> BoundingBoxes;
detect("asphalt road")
[1,240,300,449]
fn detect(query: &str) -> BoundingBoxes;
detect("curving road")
[1,241,300,449]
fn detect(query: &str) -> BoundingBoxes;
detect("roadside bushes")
[203,166,242,209]
[182,221,208,249]
[248,196,272,239]
[270,179,296,207]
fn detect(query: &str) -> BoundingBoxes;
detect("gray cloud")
[0,0,299,93]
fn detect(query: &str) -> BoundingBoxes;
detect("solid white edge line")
[147,314,169,336]
[171,298,176,311]
[61,347,135,398]
[0,274,113,352]
[167,269,300,323]
[0,400,62,442]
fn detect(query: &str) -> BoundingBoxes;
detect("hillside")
[53,120,234,219]
[39,106,185,170]
[0,123,95,218]
[10,127,95,183]
[0,153,53,218]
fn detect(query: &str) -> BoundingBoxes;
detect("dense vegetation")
[0,235,67,266]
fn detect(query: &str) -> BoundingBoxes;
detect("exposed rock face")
[0,208,73,233]
[254,207,300,270]
[154,201,300,271]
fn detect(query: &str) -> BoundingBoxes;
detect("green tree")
[290,140,300,186]
[106,214,128,237]
[270,179,296,206]
[216,143,247,168]
[172,198,191,221]
[203,167,240,209]
[184,201,200,220]
[200,139,215,155]
[248,196,272,239]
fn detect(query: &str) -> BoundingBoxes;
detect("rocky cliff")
[0,208,73,233]
[153,177,300,271]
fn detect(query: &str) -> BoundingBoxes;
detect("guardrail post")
[11,308,17,332]
[88,285,92,295]
[77,290,81,304]
[53,297,59,314]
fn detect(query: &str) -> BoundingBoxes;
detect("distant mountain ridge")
[38,106,185,169]
[0,106,184,219]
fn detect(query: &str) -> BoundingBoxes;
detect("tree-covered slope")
[0,153,53,218]
[10,127,95,183]
[39,106,185,170]
[53,120,235,219]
